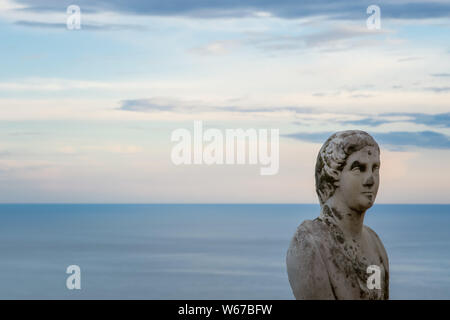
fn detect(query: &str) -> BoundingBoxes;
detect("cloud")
[397,56,424,62]
[101,145,144,154]
[0,79,184,91]
[376,131,450,150]
[340,118,389,127]
[285,130,450,150]
[238,25,390,53]
[284,131,331,144]
[217,106,312,113]
[350,94,374,98]
[189,40,240,56]
[8,131,43,136]
[119,99,176,112]
[424,86,450,93]
[119,99,450,132]
[14,20,146,31]
[284,131,450,151]
[118,98,312,114]
[11,0,450,20]
[302,26,387,48]
[59,144,144,154]
[384,112,450,128]
[339,112,450,128]
[430,73,450,77]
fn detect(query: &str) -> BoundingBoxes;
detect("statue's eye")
[350,161,365,172]
[373,164,380,171]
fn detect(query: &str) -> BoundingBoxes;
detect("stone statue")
[286,130,389,299]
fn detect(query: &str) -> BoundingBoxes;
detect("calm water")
[0,204,448,299]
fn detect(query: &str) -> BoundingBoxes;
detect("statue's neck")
[321,198,366,241]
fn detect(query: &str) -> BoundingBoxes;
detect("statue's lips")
[362,192,374,199]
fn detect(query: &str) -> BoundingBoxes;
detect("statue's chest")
[324,244,387,300]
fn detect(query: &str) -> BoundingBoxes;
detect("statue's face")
[336,145,380,213]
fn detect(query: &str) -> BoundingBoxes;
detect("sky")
[0,0,449,203]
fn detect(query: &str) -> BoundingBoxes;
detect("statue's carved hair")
[315,130,379,206]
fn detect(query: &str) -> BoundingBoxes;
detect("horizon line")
[0,203,449,205]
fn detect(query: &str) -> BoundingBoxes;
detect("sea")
[0,204,448,299]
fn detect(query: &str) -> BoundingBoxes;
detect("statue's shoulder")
[289,218,328,255]
[363,225,383,246]
[363,225,389,268]
[287,219,336,299]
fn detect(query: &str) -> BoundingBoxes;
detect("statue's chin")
[348,198,375,214]
[359,201,374,212]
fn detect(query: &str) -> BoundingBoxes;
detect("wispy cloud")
[285,130,450,150]
[118,98,312,114]
[7,131,43,136]
[120,99,176,112]
[397,56,423,62]
[302,26,388,48]
[189,40,240,56]
[226,25,391,53]
[119,99,450,131]
[11,0,450,20]
[217,106,312,113]
[14,20,146,31]
[430,73,450,77]
[59,144,144,154]
[350,93,374,98]
[384,112,450,128]
[339,112,450,128]
[0,79,193,91]
[424,86,450,93]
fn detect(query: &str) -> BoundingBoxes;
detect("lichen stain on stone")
[323,205,332,218]
[331,207,343,220]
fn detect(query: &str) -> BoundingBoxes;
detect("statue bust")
[286,130,389,299]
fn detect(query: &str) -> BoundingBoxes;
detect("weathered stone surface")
[286,130,389,300]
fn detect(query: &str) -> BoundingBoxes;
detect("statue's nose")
[364,175,374,187]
